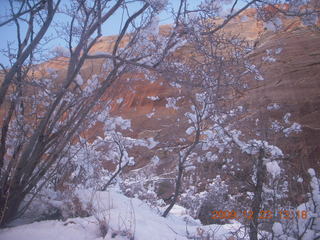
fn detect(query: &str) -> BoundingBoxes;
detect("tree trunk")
[0,185,26,227]
[162,162,183,217]
[249,148,265,240]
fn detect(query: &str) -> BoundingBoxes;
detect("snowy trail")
[0,189,240,240]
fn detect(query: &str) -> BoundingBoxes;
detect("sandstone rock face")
[239,27,320,172]
[91,12,320,176]
[17,9,319,198]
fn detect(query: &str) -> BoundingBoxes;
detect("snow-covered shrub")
[120,174,165,208]
[20,189,65,222]
[180,175,234,224]
[51,138,111,190]
[19,186,95,222]
[271,168,320,240]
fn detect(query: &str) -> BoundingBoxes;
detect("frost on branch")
[144,0,168,12]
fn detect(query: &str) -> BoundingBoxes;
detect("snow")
[145,137,159,149]
[0,189,242,240]
[271,120,283,132]
[264,48,282,63]
[116,98,124,104]
[185,111,197,124]
[266,161,281,178]
[245,62,264,81]
[83,75,101,96]
[169,82,182,89]
[165,97,179,110]
[272,222,284,236]
[75,74,84,86]
[275,48,283,54]
[263,18,283,32]
[185,165,196,172]
[195,92,207,103]
[204,152,218,162]
[146,111,155,118]
[308,168,316,176]
[0,218,100,240]
[283,122,302,137]
[231,130,283,159]
[297,177,303,183]
[126,137,159,149]
[185,126,195,135]
[151,155,160,165]
[262,55,276,63]
[230,131,284,177]
[283,112,291,124]
[308,168,320,209]
[267,103,280,110]
[170,205,188,216]
[103,116,131,131]
[247,192,254,199]
[147,96,160,101]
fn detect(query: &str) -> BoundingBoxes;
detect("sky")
[0,0,247,66]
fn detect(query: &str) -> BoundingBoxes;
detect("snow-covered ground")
[0,188,242,240]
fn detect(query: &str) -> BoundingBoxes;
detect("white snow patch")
[75,74,83,86]
[0,189,243,240]
[145,137,159,149]
[83,75,100,95]
[186,126,195,135]
[147,96,160,101]
[266,161,281,178]
[116,98,124,104]
[245,63,264,81]
[283,122,302,137]
[308,168,320,208]
[0,218,99,240]
[275,48,283,54]
[165,97,178,110]
[98,113,132,132]
[170,205,188,216]
[146,111,155,118]
[169,82,182,89]
[272,222,284,236]
[297,177,303,183]
[264,17,283,32]
[267,103,280,110]
[151,155,160,165]
[283,113,291,124]
[262,55,276,63]
[271,121,283,132]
